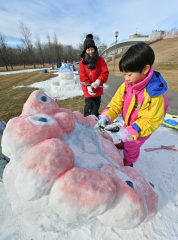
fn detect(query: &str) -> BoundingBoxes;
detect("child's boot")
[124,159,133,167]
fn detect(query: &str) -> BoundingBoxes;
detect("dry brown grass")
[0,71,105,123]
[0,71,57,122]
[107,38,178,92]
[150,38,178,63]
[0,64,52,72]
[56,97,105,116]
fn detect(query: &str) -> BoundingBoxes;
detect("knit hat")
[83,34,97,52]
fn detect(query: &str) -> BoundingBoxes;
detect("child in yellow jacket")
[95,42,169,167]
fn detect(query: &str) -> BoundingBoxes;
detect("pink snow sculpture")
[119,164,158,223]
[101,138,123,167]
[54,112,75,135]
[98,164,158,229]
[2,114,63,162]
[72,111,88,125]
[49,167,116,223]
[57,107,73,116]
[85,115,99,128]
[2,90,158,233]
[22,90,59,116]
[15,138,75,201]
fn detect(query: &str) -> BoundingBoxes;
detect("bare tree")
[46,33,54,66]
[35,34,45,67]
[2,29,107,69]
[19,22,36,68]
[53,33,64,63]
[98,42,108,55]
[0,33,13,70]
[16,44,28,68]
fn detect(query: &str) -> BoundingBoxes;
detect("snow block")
[2,90,158,232]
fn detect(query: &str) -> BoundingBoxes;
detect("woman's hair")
[119,42,155,73]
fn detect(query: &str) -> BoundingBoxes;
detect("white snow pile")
[0,68,50,75]
[14,74,83,101]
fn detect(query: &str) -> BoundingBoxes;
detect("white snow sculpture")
[51,81,81,92]
[2,90,158,233]
[58,64,75,86]
[74,75,80,84]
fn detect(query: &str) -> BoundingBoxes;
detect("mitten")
[91,79,100,89]
[120,127,133,142]
[87,86,96,96]
[94,118,108,133]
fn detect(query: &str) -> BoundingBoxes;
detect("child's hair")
[119,42,155,73]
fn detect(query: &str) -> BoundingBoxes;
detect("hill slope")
[106,38,178,92]
[150,38,178,63]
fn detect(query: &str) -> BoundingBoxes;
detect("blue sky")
[0,0,178,48]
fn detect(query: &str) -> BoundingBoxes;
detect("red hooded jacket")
[79,56,109,98]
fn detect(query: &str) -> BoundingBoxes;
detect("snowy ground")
[27,75,84,100]
[0,68,49,75]
[0,69,178,240]
[7,68,84,100]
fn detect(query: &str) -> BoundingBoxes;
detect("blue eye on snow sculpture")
[41,96,47,102]
[38,117,47,122]
[149,182,154,188]
[125,180,134,189]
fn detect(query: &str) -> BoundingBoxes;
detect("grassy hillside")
[150,38,178,63]
[107,38,178,92]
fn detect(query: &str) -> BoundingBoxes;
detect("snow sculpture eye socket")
[125,180,134,189]
[149,182,154,188]
[41,96,47,102]
[38,117,47,122]
[27,114,56,126]
[36,92,50,103]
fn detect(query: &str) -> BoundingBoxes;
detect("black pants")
[84,96,101,118]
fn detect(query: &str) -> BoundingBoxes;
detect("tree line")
[0,22,108,70]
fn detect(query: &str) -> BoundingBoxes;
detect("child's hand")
[94,118,108,134]
[91,79,100,89]
[120,127,133,142]
[87,86,96,96]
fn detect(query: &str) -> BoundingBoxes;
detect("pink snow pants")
[115,134,151,166]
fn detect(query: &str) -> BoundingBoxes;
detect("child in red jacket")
[79,34,109,117]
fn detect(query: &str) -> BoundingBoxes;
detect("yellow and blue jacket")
[102,68,169,140]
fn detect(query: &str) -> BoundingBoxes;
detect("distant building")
[129,33,139,39]
[150,30,165,41]
[101,35,150,61]
[101,30,165,61]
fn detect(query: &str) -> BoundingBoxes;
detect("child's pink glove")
[91,79,100,89]
[121,127,133,143]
